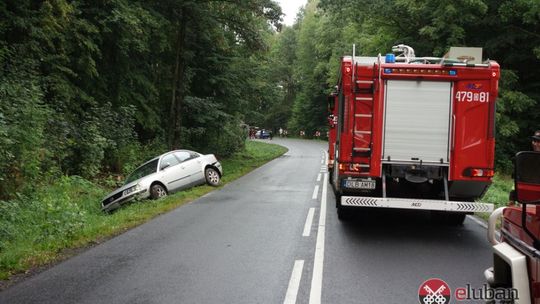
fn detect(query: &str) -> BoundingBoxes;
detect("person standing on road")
[279,127,283,137]
[532,130,540,152]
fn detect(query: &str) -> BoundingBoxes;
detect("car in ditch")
[101,150,223,212]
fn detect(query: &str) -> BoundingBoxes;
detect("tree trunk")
[169,9,187,150]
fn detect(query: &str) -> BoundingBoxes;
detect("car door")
[174,151,204,185]
[158,153,188,192]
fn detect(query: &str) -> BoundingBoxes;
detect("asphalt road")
[0,138,493,304]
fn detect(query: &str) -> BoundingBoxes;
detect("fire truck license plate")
[343,179,376,189]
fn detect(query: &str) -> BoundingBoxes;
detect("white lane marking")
[284,260,305,304]
[312,185,320,200]
[303,208,316,237]
[317,174,321,182]
[309,173,328,304]
[321,159,324,164]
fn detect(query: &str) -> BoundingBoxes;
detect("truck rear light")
[464,168,494,177]
[338,163,365,172]
[349,164,362,172]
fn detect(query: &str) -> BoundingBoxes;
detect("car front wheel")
[205,167,220,186]
[150,184,167,199]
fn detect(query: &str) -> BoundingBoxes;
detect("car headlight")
[122,184,141,196]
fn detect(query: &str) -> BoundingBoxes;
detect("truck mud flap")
[341,196,493,213]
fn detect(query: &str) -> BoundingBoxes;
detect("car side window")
[160,154,180,170]
[174,151,191,163]
[189,152,200,160]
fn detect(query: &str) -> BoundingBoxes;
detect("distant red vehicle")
[485,151,540,304]
[329,44,500,223]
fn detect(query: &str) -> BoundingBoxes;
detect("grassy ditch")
[0,141,287,281]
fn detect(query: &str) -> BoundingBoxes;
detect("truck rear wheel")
[431,211,466,225]
[335,193,351,220]
[328,169,333,184]
[447,213,466,225]
[337,205,350,221]
[334,192,341,208]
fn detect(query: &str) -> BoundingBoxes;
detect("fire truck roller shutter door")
[383,80,452,164]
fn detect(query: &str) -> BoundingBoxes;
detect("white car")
[101,150,222,212]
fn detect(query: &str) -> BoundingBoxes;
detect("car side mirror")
[515,151,540,204]
[514,151,540,250]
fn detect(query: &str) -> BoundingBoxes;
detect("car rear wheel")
[150,184,167,199]
[205,167,220,186]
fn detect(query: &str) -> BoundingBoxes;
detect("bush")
[0,68,50,198]
[0,176,100,254]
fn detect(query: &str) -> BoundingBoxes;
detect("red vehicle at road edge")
[485,151,540,304]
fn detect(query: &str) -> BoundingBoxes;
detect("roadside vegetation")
[481,174,514,209]
[0,141,287,281]
[1,0,538,285]
[477,174,514,221]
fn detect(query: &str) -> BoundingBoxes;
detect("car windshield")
[124,159,159,185]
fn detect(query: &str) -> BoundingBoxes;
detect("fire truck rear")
[329,45,499,223]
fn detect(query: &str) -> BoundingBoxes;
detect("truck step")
[352,147,371,152]
[340,196,494,213]
[356,80,374,85]
[355,97,373,101]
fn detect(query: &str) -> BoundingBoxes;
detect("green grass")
[477,173,514,221]
[0,140,287,281]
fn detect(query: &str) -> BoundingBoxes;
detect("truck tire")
[431,211,466,225]
[329,169,333,184]
[447,213,466,225]
[334,192,341,208]
[337,205,350,221]
[336,193,353,220]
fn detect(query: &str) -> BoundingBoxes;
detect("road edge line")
[309,172,328,304]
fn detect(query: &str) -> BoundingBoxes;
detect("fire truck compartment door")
[383,80,451,164]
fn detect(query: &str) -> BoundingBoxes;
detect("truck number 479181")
[456,91,490,103]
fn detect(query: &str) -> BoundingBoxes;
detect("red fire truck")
[485,152,540,304]
[329,45,499,223]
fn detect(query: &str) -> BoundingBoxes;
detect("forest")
[1,0,539,199]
